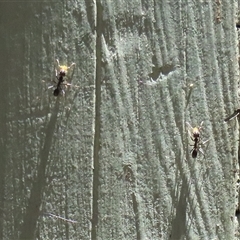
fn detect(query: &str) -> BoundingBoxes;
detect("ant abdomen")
[54,88,60,96]
[192,149,198,158]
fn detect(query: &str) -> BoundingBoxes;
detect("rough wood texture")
[0,0,239,239]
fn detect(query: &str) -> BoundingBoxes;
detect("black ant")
[48,59,75,96]
[224,109,240,122]
[186,121,209,158]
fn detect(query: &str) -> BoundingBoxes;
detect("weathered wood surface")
[0,0,239,239]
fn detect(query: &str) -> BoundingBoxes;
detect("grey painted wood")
[0,0,238,239]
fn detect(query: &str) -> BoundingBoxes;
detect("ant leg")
[198,121,204,131]
[67,62,76,69]
[186,122,193,131]
[55,69,60,83]
[199,139,209,159]
[186,122,195,140]
[56,59,60,68]
[61,82,71,88]
[64,82,72,93]
[66,82,71,87]
[202,139,210,145]
[199,148,205,155]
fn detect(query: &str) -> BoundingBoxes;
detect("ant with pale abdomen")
[48,59,75,96]
[186,121,209,158]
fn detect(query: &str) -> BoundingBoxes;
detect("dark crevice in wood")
[131,192,143,240]
[91,1,102,239]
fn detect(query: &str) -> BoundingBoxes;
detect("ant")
[186,121,209,158]
[224,109,240,122]
[48,59,75,96]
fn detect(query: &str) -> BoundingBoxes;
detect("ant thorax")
[59,70,66,77]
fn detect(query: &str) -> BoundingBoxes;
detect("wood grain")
[0,0,238,239]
